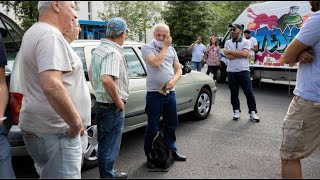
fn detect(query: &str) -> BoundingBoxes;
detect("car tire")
[83,125,99,169]
[216,62,227,83]
[193,88,212,120]
[82,95,99,168]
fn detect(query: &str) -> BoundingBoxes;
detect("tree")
[162,1,214,46]
[0,1,80,31]
[98,1,162,42]
[162,1,262,45]
[0,1,38,31]
[207,1,261,37]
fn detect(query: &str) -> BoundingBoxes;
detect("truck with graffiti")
[218,1,313,84]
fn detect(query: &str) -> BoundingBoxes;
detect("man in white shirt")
[244,29,258,63]
[224,24,260,122]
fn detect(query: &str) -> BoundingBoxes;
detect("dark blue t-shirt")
[0,34,7,67]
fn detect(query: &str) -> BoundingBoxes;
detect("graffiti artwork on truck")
[246,6,311,62]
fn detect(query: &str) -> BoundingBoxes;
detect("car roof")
[71,39,145,47]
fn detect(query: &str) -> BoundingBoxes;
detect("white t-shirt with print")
[248,36,258,56]
[18,22,91,133]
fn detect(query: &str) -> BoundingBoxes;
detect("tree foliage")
[162,1,262,45]
[162,1,214,46]
[0,1,38,31]
[98,1,163,41]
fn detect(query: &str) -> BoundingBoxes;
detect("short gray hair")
[38,1,72,17]
[153,23,170,34]
[106,31,124,39]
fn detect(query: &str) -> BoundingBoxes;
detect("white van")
[218,1,313,84]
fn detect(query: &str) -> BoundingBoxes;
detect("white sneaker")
[233,110,240,120]
[250,111,260,122]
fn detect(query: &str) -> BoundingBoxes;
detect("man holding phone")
[188,35,207,72]
[141,23,186,170]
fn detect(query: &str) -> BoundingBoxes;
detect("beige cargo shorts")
[280,95,320,160]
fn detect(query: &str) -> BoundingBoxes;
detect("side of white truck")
[218,1,313,84]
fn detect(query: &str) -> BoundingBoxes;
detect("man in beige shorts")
[280,1,320,178]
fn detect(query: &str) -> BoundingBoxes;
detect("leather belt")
[96,101,126,108]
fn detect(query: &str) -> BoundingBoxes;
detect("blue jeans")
[227,71,257,113]
[144,91,178,158]
[0,124,15,179]
[21,130,82,179]
[96,105,124,179]
[191,62,202,72]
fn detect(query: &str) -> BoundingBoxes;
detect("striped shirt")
[90,39,129,103]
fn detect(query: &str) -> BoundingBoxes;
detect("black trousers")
[206,66,220,80]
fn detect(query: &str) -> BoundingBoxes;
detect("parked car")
[8,39,217,168]
[173,45,192,67]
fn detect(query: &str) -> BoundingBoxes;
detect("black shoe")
[115,170,128,179]
[172,152,187,161]
[146,158,157,169]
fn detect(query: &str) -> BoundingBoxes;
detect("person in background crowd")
[243,29,258,64]
[206,36,221,82]
[188,35,207,72]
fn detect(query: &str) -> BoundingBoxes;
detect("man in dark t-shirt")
[0,33,15,178]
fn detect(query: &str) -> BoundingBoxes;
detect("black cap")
[243,30,251,34]
[229,24,243,30]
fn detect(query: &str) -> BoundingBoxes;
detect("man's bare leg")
[281,159,302,179]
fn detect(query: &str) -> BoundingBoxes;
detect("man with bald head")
[17,1,89,178]
[141,23,186,170]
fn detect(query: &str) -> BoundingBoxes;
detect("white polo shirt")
[224,37,251,72]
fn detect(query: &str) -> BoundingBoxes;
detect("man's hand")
[164,35,172,48]
[115,100,125,113]
[298,49,313,64]
[224,49,232,55]
[68,123,83,138]
[166,80,176,91]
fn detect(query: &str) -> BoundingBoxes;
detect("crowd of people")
[0,1,319,179]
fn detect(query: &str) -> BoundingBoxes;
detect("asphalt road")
[12,67,320,179]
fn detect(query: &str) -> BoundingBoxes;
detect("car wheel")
[216,62,227,83]
[193,88,212,120]
[83,125,98,168]
[185,60,191,67]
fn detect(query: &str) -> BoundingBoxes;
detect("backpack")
[150,131,173,169]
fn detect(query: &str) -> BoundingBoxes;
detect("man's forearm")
[0,78,8,117]
[102,77,122,105]
[148,46,169,68]
[42,81,82,130]
[172,69,182,84]
[226,54,237,60]
[230,50,249,58]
